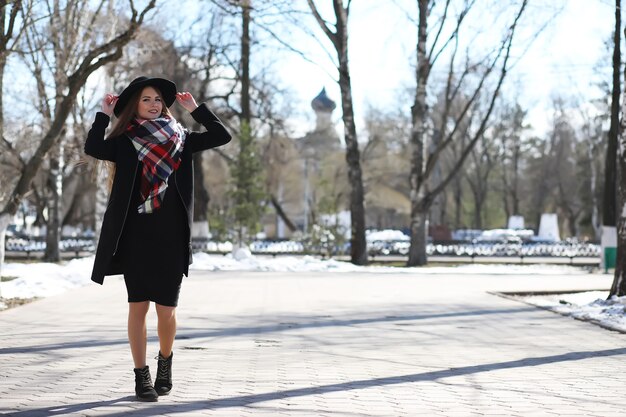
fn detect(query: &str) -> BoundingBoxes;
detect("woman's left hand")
[176,92,198,112]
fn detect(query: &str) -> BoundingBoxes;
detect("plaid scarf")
[127,117,186,214]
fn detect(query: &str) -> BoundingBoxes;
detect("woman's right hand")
[102,94,119,116]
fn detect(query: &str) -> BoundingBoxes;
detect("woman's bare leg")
[128,301,150,368]
[155,304,177,357]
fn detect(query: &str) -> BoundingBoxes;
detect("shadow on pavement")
[7,347,626,416]
[0,306,536,355]
[3,396,134,416]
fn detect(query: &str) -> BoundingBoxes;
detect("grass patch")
[0,276,19,282]
[1,275,39,311]
[369,261,406,267]
[0,297,39,311]
[368,260,470,267]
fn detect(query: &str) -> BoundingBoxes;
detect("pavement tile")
[1,270,625,416]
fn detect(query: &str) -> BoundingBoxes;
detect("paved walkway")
[0,269,624,416]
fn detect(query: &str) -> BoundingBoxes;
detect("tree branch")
[427,0,528,201]
[4,0,22,44]
[429,0,475,67]
[1,0,157,217]
[306,0,337,44]
[1,135,26,168]
[270,193,297,232]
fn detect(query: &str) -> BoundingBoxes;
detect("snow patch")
[521,291,626,332]
[232,247,253,261]
[1,257,93,299]
[366,230,409,241]
[0,253,594,304]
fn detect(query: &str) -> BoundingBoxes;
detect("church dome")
[311,88,336,112]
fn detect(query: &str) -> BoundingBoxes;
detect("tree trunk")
[604,0,621,228]
[241,0,251,124]
[502,190,511,221]
[0,55,7,280]
[192,152,210,238]
[610,80,626,296]
[454,180,462,229]
[192,166,209,214]
[334,2,366,265]
[473,196,483,230]
[512,142,521,215]
[0,213,11,296]
[60,172,82,225]
[307,0,367,265]
[231,0,264,245]
[408,205,428,265]
[438,190,447,227]
[43,153,61,261]
[568,212,578,238]
[609,4,626,297]
[407,0,526,264]
[588,134,601,239]
[270,194,297,233]
[0,1,23,288]
[0,53,4,144]
[408,0,430,266]
[338,60,367,265]
[0,12,8,277]
[0,0,156,276]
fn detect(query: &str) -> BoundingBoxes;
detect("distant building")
[297,88,341,157]
[263,87,412,239]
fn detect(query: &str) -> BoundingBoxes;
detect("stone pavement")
[0,268,624,416]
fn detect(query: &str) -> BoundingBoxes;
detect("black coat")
[84,104,231,284]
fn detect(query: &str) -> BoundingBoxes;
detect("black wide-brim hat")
[114,76,177,117]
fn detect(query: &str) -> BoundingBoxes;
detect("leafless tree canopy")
[0,0,616,272]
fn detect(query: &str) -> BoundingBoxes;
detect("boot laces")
[137,367,153,388]
[156,354,171,380]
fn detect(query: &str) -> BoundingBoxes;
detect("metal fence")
[370,240,601,258]
[6,236,601,260]
[5,236,96,257]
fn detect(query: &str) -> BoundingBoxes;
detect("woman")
[84,76,231,401]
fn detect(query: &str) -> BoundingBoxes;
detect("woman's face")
[136,86,163,120]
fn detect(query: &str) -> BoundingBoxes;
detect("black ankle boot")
[133,366,158,402]
[154,351,173,396]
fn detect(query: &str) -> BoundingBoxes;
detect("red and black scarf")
[127,117,186,214]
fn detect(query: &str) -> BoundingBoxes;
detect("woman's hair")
[101,85,173,191]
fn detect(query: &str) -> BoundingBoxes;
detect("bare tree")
[603,0,626,298]
[0,0,29,281]
[549,100,582,237]
[306,0,367,265]
[609,0,625,297]
[20,0,106,260]
[407,0,528,266]
[519,98,583,237]
[198,1,302,238]
[578,109,604,239]
[0,0,155,277]
[465,133,497,230]
[496,103,528,220]
[604,0,620,231]
[0,0,26,145]
[525,133,553,232]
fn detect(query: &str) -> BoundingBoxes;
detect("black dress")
[116,163,188,307]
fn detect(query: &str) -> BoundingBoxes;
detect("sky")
[274,0,616,139]
[3,0,615,141]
